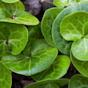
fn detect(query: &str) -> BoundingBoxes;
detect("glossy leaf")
[0,23,28,56]
[1,0,19,3]
[68,74,88,88]
[52,3,88,55]
[32,55,70,81]
[71,54,88,77]
[25,79,69,88]
[60,12,88,41]
[72,35,88,61]
[1,40,58,76]
[41,7,62,46]
[53,0,87,7]
[53,0,73,7]
[0,1,39,25]
[0,64,12,88]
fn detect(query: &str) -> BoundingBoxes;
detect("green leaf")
[53,0,87,7]
[41,7,63,46]
[28,25,43,40]
[68,74,88,88]
[52,3,88,55]
[60,12,88,41]
[71,54,88,77]
[0,64,12,88]
[0,23,28,56]
[1,0,19,3]
[32,55,70,81]
[0,1,39,25]
[53,0,72,7]
[72,35,88,61]
[25,79,69,88]
[25,81,59,88]
[1,39,58,76]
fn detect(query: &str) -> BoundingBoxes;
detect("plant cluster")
[0,0,88,88]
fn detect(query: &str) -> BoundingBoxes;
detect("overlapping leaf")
[68,74,88,88]
[52,3,88,55]
[32,55,70,81]
[71,54,88,77]
[53,0,88,7]
[0,23,28,56]
[41,7,62,46]
[0,64,12,88]
[25,79,69,88]
[1,39,58,76]
[60,12,88,61]
[0,1,39,25]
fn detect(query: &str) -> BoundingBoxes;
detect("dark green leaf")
[68,74,88,88]
[25,79,69,88]
[0,64,12,88]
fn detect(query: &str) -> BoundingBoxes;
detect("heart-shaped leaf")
[32,55,70,81]
[52,3,88,55]
[0,1,39,25]
[72,35,88,61]
[71,54,88,77]
[1,0,19,3]
[25,79,69,88]
[60,11,88,61]
[60,12,88,41]
[0,23,28,56]
[1,39,58,76]
[41,7,62,46]
[68,74,88,88]
[0,64,12,88]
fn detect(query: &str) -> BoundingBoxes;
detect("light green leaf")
[52,3,88,55]
[71,35,88,61]
[0,64,12,88]
[60,12,88,41]
[53,0,72,7]
[71,54,88,77]
[68,74,88,88]
[1,40,58,76]
[32,55,70,81]
[41,7,63,46]
[53,0,87,7]
[25,79,69,88]
[0,23,28,56]
[1,0,19,3]
[0,1,39,25]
